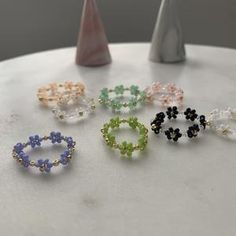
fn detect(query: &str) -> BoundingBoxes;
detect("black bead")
[173,137,178,142]
[166,106,179,120]
[155,112,165,123]
[187,130,193,138]
[164,130,172,140]
[199,115,206,129]
[184,108,198,121]
[165,127,182,142]
[187,124,200,138]
[169,127,174,132]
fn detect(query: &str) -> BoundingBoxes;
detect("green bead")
[120,141,127,155]
[128,97,137,110]
[101,88,109,97]
[111,99,122,111]
[140,127,147,135]
[127,143,134,157]
[139,91,146,101]
[110,117,120,128]
[130,85,139,95]
[99,95,106,103]
[114,85,124,95]
[128,117,138,129]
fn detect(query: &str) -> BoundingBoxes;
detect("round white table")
[0,43,236,236]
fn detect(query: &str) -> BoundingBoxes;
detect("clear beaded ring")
[207,107,236,138]
[144,82,184,107]
[101,117,148,157]
[151,107,207,142]
[12,132,76,173]
[98,85,146,112]
[52,93,96,121]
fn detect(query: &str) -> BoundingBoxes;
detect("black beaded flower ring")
[151,106,207,142]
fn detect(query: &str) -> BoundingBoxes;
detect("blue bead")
[44,168,51,173]
[21,153,29,162]
[60,159,68,165]
[37,159,44,166]
[64,150,69,157]
[47,163,53,168]
[14,143,24,154]
[30,143,35,148]
[23,162,29,168]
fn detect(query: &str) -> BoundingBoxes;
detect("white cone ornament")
[76,0,111,67]
[149,0,186,63]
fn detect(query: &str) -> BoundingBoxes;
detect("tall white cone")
[149,0,186,63]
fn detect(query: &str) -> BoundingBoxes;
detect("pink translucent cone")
[76,0,112,67]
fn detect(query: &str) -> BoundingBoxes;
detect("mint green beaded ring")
[98,85,146,112]
[101,117,149,157]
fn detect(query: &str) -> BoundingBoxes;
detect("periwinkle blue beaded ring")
[12,132,76,173]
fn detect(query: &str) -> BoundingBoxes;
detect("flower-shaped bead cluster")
[99,88,109,103]
[114,85,124,95]
[164,128,182,142]
[151,112,165,134]
[14,143,24,154]
[29,135,42,148]
[119,141,134,157]
[184,108,198,121]
[65,137,75,148]
[130,85,139,96]
[35,159,54,173]
[187,124,200,138]
[18,152,30,168]
[50,132,63,144]
[166,106,179,119]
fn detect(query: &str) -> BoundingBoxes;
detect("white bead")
[208,108,236,138]
[52,94,95,121]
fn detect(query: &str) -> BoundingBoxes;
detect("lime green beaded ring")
[98,85,146,112]
[101,117,149,157]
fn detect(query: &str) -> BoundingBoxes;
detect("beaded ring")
[101,117,148,157]
[145,82,184,107]
[98,85,146,112]
[52,94,96,121]
[12,132,76,173]
[151,106,207,142]
[37,82,85,105]
[207,107,236,138]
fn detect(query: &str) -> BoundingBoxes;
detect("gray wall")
[0,0,236,61]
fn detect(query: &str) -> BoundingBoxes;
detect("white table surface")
[0,43,236,236]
